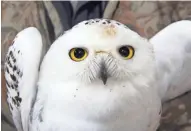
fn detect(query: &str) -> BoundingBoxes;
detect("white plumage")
[4,19,191,131]
[4,27,42,131]
[150,20,191,102]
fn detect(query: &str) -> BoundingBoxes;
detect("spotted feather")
[4,27,43,131]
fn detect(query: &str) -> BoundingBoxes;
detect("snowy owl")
[4,19,191,131]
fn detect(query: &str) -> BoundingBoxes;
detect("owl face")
[41,19,155,85]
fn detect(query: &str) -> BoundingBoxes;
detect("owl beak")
[100,62,108,85]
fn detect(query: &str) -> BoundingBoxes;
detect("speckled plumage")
[5,27,42,131]
[5,19,190,131]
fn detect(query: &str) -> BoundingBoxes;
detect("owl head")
[40,19,155,86]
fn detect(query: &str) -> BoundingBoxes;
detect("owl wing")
[150,20,191,102]
[4,27,43,131]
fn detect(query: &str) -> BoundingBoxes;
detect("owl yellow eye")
[118,46,134,59]
[69,48,88,62]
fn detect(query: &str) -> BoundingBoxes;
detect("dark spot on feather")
[13,58,16,63]
[18,50,20,54]
[17,70,20,75]
[14,84,18,89]
[106,20,111,24]
[102,22,106,24]
[7,56,10,62]
[9,51,13,56]
[12,98,16,105]
[116,22,120,25]
[39,114,43,122]
[11,85,14,89]
[74,95,76,97]
[13,66,17,71]
[7,60,13,68]
[85,22,89,25]
[6,84,10,89]
[20,72,23,77]
[76,88,78,91]
[10,74,16,81]
[37,106,44,122]
[6,67,9,74]
[5,80,10,87]
[10,54,14,58]
[10,104,13,110]
[15,96,22,103]
[10,54,16,63]
[17,92,19,96]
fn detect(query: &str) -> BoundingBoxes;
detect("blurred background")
[1,1,191,131]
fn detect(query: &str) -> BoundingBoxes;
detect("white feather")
[150,20,191,102]
[4,27,43,131]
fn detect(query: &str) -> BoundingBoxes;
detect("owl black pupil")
[74,48,85,58]
[119,46,129,57]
